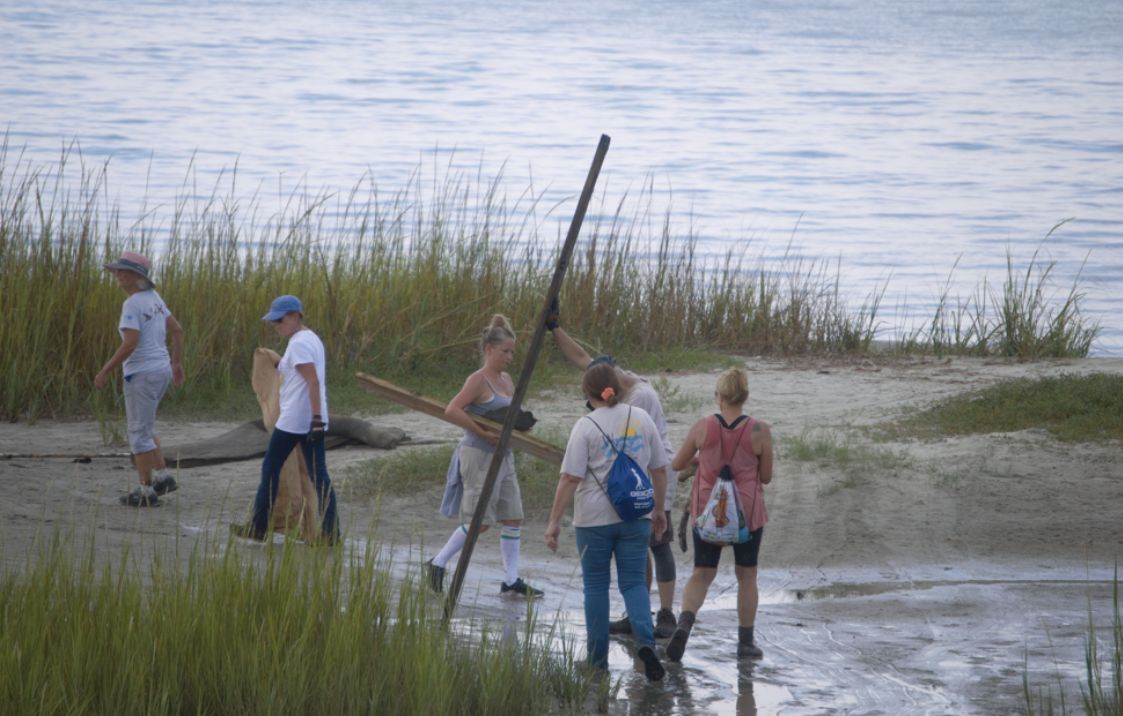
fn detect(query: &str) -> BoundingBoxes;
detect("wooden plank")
[354,372,564,465]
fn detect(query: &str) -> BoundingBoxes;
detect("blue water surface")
[2,0,1121,352]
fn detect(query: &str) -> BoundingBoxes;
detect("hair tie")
[600,387,615,400]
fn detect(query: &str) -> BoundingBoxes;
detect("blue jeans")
[252,427,339,538]
[575,519,655,669]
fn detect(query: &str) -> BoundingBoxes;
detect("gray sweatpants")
[123,367,171,453]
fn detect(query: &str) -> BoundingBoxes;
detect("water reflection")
[737,662,758,716]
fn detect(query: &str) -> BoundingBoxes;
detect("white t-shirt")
[118,289,171,377]
[622,375,677,504]
[560,403,668,528]
[275,329,329,434]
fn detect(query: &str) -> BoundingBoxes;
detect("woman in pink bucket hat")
[95,251,186,507]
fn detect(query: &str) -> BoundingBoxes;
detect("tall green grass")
[1024,572,1122,715]
[0,531,595,715]
[0,144,1099,421]
[898,222,1099,358]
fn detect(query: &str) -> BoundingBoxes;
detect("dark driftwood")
[164,417,409,467]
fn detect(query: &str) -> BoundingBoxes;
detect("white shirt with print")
[118,289,171,377]
[560,403,668,528]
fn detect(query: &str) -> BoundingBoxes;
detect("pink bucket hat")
[103,251,154,288]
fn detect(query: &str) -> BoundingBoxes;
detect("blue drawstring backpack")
[583,407,655,521]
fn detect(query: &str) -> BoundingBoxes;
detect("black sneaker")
[424,559,445,593]
[152,473,178,496]
[737,642,764,659]
[666,626,691,662]
[229,523,267,542]
[608,614,633,635]
[500,578,543,599]
[654,608,677,639]
[636,645,665,681]
[120,486,159,507]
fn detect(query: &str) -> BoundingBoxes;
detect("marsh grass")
[0,144,1099,421]
[877,373,1123,444]
[897,223,1099,358]
[1024,571,1122,715]
[0,530,595,715]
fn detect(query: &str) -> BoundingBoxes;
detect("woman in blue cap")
[232,295,340,544]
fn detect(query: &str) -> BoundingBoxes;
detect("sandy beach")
[2,354,1121,714]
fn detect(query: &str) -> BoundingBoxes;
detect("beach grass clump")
[0,531,594,715]
[897,224,1099,358]
[877,372,1123,444]
[1024,571,1121,715]
[0,145,1100,421]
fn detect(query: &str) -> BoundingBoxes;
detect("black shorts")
[692,526,764,568]
[649,510,674,548]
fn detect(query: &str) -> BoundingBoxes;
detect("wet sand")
[2,355,1121,714]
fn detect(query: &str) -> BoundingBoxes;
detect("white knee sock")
[433,525,469,568]
[500,525,521,585]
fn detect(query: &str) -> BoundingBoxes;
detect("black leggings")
[692,526,764,568]
[651,540,676,582]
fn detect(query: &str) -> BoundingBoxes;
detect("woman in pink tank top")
[666,367,774,662]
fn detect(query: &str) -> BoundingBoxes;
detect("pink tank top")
[690,415,768,532]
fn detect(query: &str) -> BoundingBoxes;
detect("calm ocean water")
[3,0,1121,353]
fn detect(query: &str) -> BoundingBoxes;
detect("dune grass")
[876,373,1123,444]
[1024,572,1122,715]
[0,530,596,715]
[0,143,1101,422]
[897,223,1099,359]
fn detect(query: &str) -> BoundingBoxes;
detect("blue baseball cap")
[262,294,303,321]
[587,355,617,368]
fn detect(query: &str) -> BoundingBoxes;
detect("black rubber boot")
[737,625,764,659]
[665,610,695,662]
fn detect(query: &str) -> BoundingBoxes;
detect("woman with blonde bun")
[426,315,543,598]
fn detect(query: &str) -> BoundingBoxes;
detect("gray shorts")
[123,368,171,453]
[458,444,523,524]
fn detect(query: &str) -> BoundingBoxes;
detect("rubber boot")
[737,625,763,659]
[666,610,695,662]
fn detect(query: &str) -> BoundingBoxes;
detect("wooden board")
[355,372,564,465]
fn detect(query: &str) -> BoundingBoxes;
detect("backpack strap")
[583,405,633,458]
[716,414,751,465]
[581,406,634,502]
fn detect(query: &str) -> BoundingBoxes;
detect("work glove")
[544,295,560,331]
[678,508,690,553]
[309,415,326,444]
